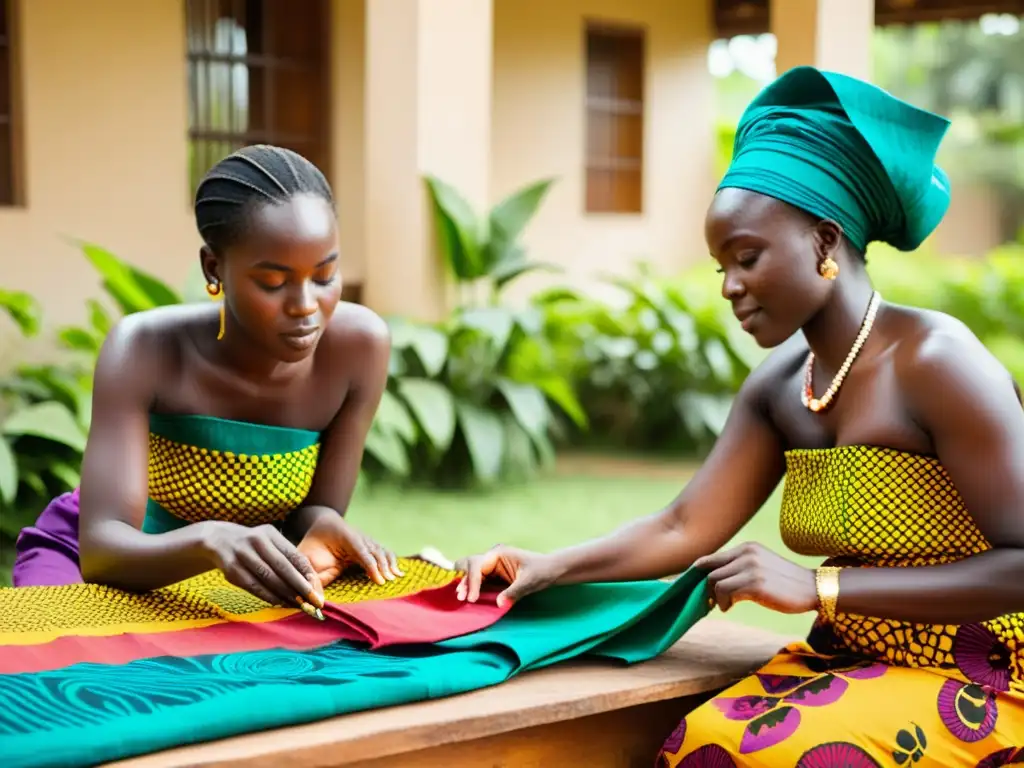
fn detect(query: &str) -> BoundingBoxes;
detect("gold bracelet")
[815,566,841,623]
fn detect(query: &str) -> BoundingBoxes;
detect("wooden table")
[108,619,792,768]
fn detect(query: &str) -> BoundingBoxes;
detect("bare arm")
[284,308,391,539]
[78,318,218,589]
[548,364,787,585]
[838,327,1024,624]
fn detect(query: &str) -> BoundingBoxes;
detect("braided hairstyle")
[194,145,334,255]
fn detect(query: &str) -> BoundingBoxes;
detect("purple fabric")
[12,488,84,587]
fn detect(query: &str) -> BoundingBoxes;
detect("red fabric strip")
[0,613,362,674]
[1,581,509,674]
[331,581,510,647]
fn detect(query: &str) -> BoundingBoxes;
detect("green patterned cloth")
[0,568,715,768]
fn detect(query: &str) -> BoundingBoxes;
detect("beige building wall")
[491,0,716,300]
[333,0,367,287]
[0,0,198,360]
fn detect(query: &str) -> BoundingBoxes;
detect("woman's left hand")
[297,515,403,587]
[693,542,818,615]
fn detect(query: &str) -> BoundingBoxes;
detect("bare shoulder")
[888,304,1019,414]
[92,304,209,412]
[889,304,1009,381]
[99,304,201,373]
[318,303,391,388]
[322,302,390,352]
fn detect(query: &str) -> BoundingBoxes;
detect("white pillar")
[771,0,874,80]
[364,0,493,320]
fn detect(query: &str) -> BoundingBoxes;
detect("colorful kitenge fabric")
[1,411,707,766]
[657,445,1024,766]
[0,562,713,768]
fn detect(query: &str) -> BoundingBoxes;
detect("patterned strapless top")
[142,413,321,534]
[781,445,1024,692]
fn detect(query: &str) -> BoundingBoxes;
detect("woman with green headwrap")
[455,66,1024,764]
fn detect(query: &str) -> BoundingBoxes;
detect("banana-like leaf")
[87,299,114,336]
[374,389,417,444]
[58,327,102,355]
[388,320,449,378]
[501,413,536,477]
[0,289,42,338]
[423,175,484,282]
[0,437,17,505]
[489,178,555,245]
[49,461,82,492]
[397,378,457,452]
[534,376,588,430]
[363,425,410,477]
[455,400,505,482]
[496,378,551,442]
[492,258,563,292]
[456,307,515,354]
[77,241,181,315]
[2,402,88,453]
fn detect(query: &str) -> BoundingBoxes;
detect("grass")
[0,456,817,640]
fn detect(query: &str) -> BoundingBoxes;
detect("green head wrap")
[718,66,952,253]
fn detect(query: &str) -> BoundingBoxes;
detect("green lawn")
[0,460,817,640]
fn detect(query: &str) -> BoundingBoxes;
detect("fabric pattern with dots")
[140,412,322,534]
[147,433,320,526]
[781,444,1024,692]
[0,557,456,643]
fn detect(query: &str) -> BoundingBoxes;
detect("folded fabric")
[0,557,507,673]
[0,565,714,768]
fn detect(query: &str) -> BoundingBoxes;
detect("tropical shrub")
[362,175,587,486]
[365,307,586,487]
[537,265,764,456]
[0,290,91,552]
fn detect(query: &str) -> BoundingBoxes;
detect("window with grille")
[584,23,645,214]
[185,0,330,194]
[0,0,16,206]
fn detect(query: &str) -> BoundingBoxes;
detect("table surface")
[108,618,793,768]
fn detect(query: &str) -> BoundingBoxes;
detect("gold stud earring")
[819,256,839,281]
[206,282,225,341]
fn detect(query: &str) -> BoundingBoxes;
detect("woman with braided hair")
[13,145,403,613]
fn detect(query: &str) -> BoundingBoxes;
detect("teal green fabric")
[148,412,320,454]
[0,570,716,768]
[719,65,952,252]
[140,500,187,534]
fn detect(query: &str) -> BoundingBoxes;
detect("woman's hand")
[454,545,561,608]
[297,515,402,587]
[694,542,818,614]
[201,521,325,610]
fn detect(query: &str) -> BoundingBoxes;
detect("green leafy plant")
[0,291,90,547]
[538,265,764,456]
[0,242,190,559]
[424,174,561,305]
[354,174,586,487]
[365,305,587,487]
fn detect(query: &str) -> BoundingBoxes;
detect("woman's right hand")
[201,521,325,610]
[454,545,561,608]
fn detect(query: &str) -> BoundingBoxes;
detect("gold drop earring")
[206,281,226,340]
[819,256,839,281]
